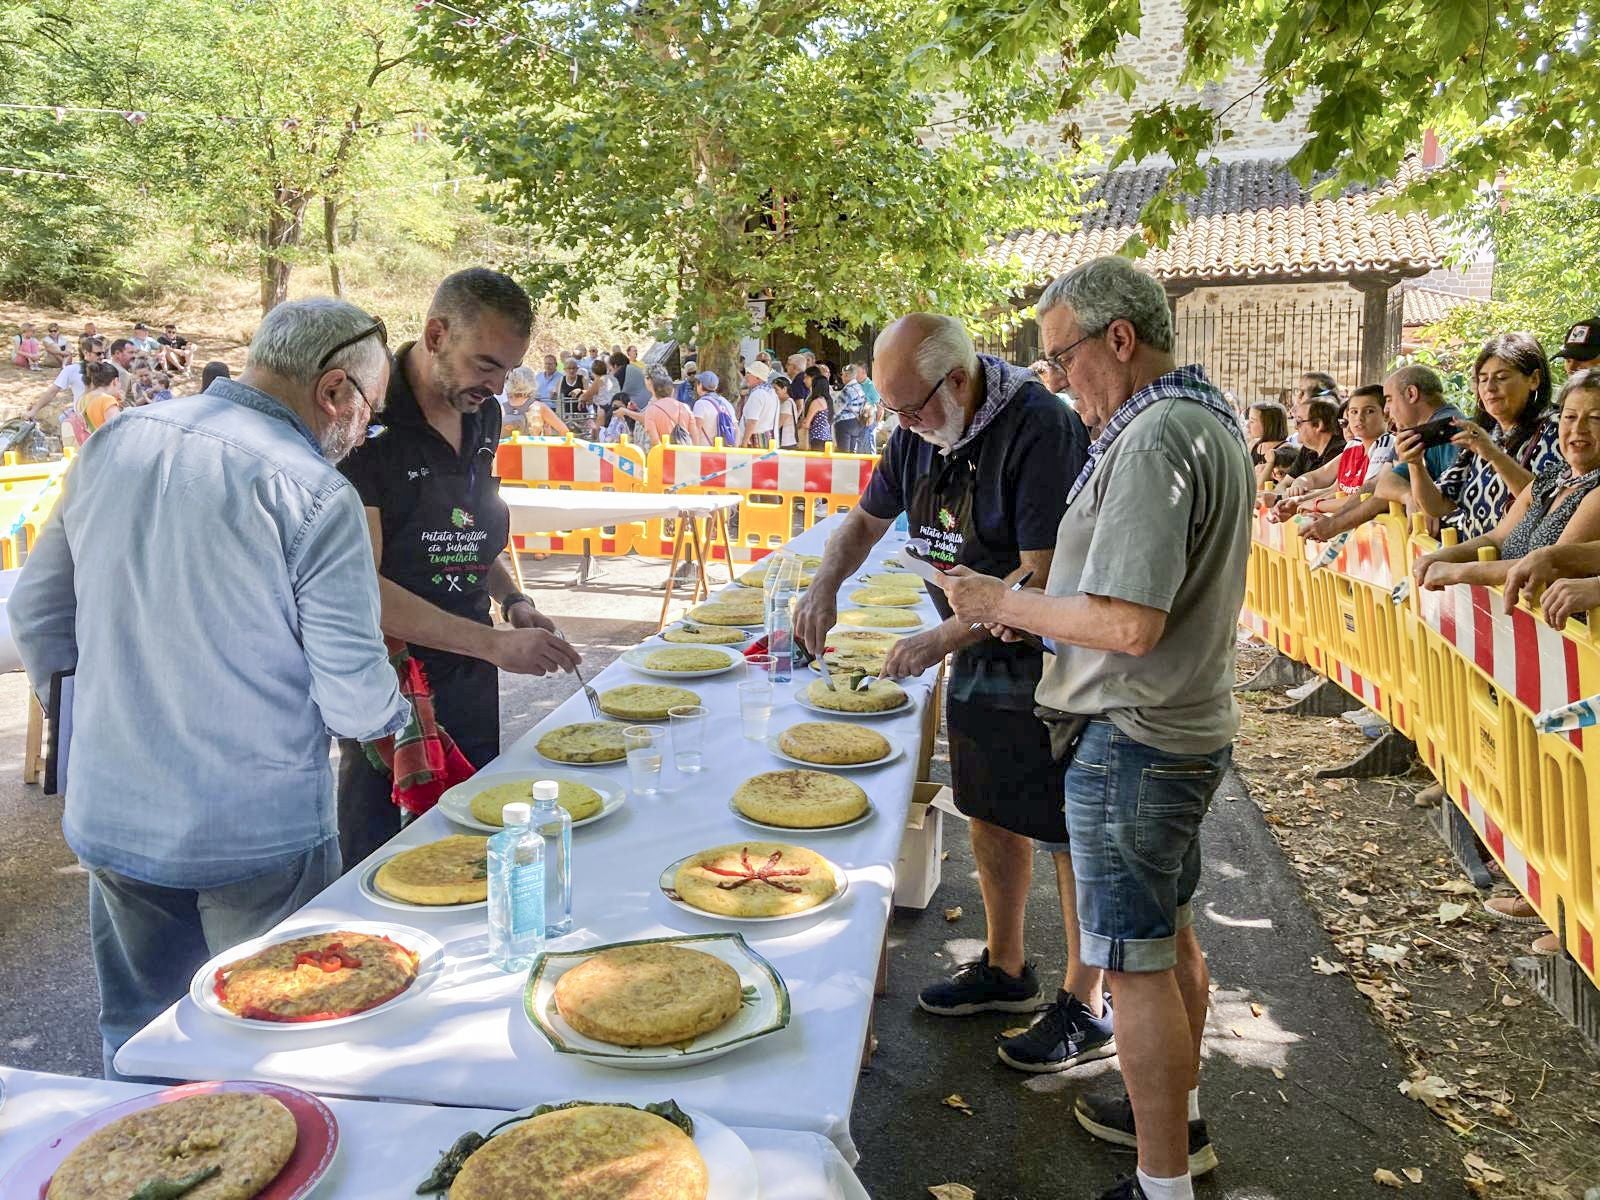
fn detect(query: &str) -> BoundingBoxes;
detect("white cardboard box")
[895,782,946,908]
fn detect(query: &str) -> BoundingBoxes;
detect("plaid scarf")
[362,638,477,815]
[947,354,1041,456]
[1066,364,1245,507]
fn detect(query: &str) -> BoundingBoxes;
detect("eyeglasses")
[1042,330,1099,376]
[317,317,388,370]
[884,369,952,419]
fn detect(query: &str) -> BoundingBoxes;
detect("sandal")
[1483,896,1543,924]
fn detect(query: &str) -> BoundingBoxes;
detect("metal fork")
[573,662,602,718]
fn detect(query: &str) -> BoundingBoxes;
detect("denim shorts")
[1064,720,1230,973]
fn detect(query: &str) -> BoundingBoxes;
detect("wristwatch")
[499,592,535,622]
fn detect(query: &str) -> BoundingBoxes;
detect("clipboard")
[44,668,73,797]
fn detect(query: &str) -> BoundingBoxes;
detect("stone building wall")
[1174,281,1375,403]
[1002,0,1315,160]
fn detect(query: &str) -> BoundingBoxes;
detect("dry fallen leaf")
[1311,955,1347,975]
[1437,901,1469,924]
[1463,1153,1506,1183]
[1403,1168,1423,1184]
[1400,1073,1458,1104]
[942,1094,974,1116]
[928,1186,976,1200]
[1373,1167,1406,1189]
[1271,1066,1286,1080]
[1499,993,1523,1008]
[1250,1001,1264,1018]
[943,906,963,922]
[1367,943,1410,965]
[1362,840,1383,856]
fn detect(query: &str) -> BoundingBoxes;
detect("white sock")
[1187,1087,1201,1122]
[1136,1167,1193,1200]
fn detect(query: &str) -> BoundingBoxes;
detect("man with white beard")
[794,314,1108,1076]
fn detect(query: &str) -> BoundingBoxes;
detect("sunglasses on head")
[317,317,388,370]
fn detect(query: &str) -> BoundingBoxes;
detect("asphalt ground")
[0,553,1466,1197]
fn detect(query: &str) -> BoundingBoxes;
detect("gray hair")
[1036,256,1173,353]
[246,298,387,387]
[873,315,978,390]
[1557,366,1600,405]
[648,365,676,397]
[1386,363,1444,402]
[504,364,538,395]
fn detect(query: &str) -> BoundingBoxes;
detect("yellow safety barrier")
[494,435,649,557]
[0,460,70,569]
[640,442,878,564]
[1241,508,1600,990]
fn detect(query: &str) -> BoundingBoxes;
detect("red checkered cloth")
[362,638,476,815]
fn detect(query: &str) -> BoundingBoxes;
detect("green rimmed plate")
[523,932,790,1070]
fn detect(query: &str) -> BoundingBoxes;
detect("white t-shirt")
[52,364,90,403]
[741,384,779,445]
[694,394,734,442]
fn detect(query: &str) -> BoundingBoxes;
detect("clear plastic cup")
[738,680,774,741]
[668,704,708,773]
[623,725,664,795]
[745,653,775,681]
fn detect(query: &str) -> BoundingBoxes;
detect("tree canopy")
[933,0,1600,239]
[419,0,1088,379]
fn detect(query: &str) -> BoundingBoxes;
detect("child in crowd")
[12,324,43,370]
[148,371,174,403]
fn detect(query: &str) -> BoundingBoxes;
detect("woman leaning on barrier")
[1412,368,1600,606]
[1403,333,1561,538]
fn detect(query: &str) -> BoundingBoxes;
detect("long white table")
[118,520,936,1167]
[0,1068,870,1200]
[501,487,739,536]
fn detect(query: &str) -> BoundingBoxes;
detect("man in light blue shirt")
[10,297,410,1077]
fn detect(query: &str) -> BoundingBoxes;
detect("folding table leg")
[715,508,737,583]
[22,693,42,785]
[503,535,528,596]
[687,517,712,603]
[657,518,689,631]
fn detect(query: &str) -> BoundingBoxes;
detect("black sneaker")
[1074,1089,1219,1178]
[1094,1179,1148,1200]
[916,949,1046,1016]
[997,991,1116,1073]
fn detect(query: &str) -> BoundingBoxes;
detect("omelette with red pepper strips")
[213,931,418,1022]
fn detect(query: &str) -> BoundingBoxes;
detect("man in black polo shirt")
[795,314,1109,1075]
[337,269,581,866]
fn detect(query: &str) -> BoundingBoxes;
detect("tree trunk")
[258,189,309,315]
[324,196,344,297]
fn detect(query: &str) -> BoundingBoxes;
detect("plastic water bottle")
[764,553,795,683]
[487,803,544,972]
[530,780,573,936]
[893,511,909,533]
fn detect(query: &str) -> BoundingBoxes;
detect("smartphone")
[1402,418,1458,449]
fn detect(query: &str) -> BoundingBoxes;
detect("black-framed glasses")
[1043,330,1099,376]
[317,317,388,370]
[884,369,952,419]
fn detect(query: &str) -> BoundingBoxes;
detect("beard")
[916,395,969,451]
[319,409,367,463]
[432,350,495,413]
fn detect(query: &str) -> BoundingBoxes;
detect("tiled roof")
[994,157,1443,289]
[1401,284,1488,327]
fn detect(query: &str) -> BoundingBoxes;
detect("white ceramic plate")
[793,684,914,719]
[524,933,789,1070]
[658,850,850,923]
[435,1105,756,1199]
[727,795,875,834]
[357,854,488,914]
[620,645,743,679]
[835,609,926,633]
[437,770,627,833]
[189,921,443,1031]
[765,731,904,771]
[652,621,760,650]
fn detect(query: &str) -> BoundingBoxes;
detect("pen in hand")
[970,569,1033,632]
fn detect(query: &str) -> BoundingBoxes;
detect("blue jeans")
[88,837,341,1079]
[1064,721,1230,972]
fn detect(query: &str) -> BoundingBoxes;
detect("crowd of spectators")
[518,343,882,454]
[1254,319,1600,954]
[9,317,218,445]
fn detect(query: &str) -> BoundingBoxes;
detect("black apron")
[336,415,509,868]
[906,448,1068,844]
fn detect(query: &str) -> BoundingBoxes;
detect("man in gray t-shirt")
[943,256,1251,1200]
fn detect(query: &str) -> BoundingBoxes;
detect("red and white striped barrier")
[1419,582,1586,748]
[656,449,874,496]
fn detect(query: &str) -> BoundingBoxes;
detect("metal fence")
[977,293,1404,401]
[1174,295,1403,402]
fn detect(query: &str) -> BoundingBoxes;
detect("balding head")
[872,314,980,450]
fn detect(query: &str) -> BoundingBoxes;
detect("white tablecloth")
[0,1068,870,1199]
[502,488,739,535]
[117,521,935,1164]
